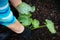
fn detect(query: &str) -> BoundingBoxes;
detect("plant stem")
[31,25,46,30]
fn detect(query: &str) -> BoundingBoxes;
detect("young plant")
[17,4,56,34]
[18,14,56,34]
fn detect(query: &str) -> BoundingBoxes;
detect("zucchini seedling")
[18,4,56,34]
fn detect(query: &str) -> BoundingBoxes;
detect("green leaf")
[18,13,33,27]
[18,14,31,21]
[18,16,32,26]
[32,19,40,29]
[17,2,35,14]
[23,18,32,26]
[45,19,56,33]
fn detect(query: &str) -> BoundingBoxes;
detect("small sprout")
[45,19,56,33]
[17,3,57,34]
[32,19,40,29]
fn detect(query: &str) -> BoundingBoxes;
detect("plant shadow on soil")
[0,0,60,40]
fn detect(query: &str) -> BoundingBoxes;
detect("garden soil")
[0,0,60,40]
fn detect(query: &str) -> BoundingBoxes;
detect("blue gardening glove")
[17,2,35,14]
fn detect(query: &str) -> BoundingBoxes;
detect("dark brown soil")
[0,0,60,40]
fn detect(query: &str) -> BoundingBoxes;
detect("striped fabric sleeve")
[0,0,10,18]
[0,0,17,26]
[0,0,8,7]
[0,3,9,10]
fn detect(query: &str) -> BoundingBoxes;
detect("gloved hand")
[17,2,35,14]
